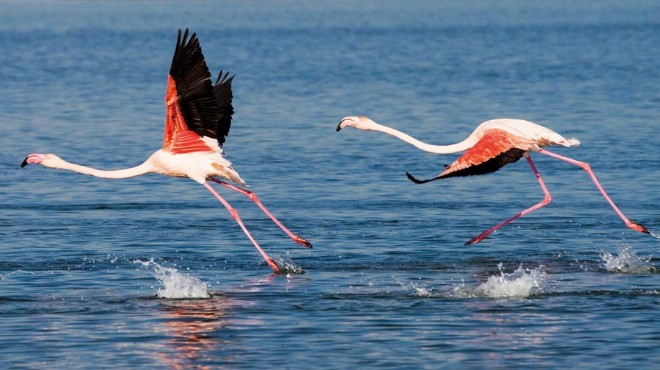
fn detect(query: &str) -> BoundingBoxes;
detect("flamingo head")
[336,116,377,132]
[21,153,63,168]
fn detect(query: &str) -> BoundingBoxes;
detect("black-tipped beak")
[20,157,29,168]
[336,118,350,132]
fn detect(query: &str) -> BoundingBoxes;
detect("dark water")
[1,1,659,368]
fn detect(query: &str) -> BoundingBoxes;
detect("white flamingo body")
[337,115,649,244]
[148,149,244,185]
[470,119,580,150]
[22,29,311,273]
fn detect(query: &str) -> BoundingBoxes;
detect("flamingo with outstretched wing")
[22,29,311,273]
[337,115,650,244]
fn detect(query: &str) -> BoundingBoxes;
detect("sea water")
[1,1,658,368]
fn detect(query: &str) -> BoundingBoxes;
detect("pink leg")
[202,182,280,273]
[537,149,649,234]
[209,178,312,248]
[466,155,552,245]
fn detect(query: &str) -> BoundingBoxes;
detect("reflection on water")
[450,307,563,367]
[157,297,233,369]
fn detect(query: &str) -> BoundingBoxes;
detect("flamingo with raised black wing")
[337,116,650,244]
[21,29,311,273]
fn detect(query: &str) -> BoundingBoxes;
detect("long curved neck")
[370,122,475,154]
[53,159,153,179]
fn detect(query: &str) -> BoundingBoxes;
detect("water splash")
[409,281,433,297]
[394,278,434,297]
[451,280,475,298]
[137,259,210,299]
[397,265,546,299]
[600,245,654,273]
[273,255,305,275]
[475,263,547,299]
[650,230,660,240]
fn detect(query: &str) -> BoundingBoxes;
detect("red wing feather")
[163,76,215,154]
[163,75,184,150]
[162,29,234,153]
[439,129,525,178]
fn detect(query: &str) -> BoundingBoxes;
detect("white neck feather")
[371,122,475,154]
[52,158,153,179]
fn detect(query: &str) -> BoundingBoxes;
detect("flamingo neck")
[52,158,153,179]
[370,122,475,154]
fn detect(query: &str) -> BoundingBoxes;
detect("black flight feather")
[406,148,525,184]
[169,28,234,147]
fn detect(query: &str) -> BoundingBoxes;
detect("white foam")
[410,281,433,297]
[398,265,546,299]
[137,259,210,299]
[476,263,547,298]
[600,244,654,273]
[393,277,435,297]
[451,280,476,299]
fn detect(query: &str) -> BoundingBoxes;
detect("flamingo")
[336,116,650,244]
[21,29,311,273]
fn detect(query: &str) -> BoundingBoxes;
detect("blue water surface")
[1,1,659,369]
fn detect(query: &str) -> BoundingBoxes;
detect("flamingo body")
[337,115,650,243]
[428,119,579,180]
[148,149,244,185]
[22,29,311,273]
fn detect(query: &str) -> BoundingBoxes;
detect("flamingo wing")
[163,29,234,154]
[407,129,526,184]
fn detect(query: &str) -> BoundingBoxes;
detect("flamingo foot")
[465,231,491,245]
[266,258,281,274]
[628,221,651,235]
[293,235,313,248]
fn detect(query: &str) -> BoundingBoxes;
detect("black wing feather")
[213,70,234,145]
[439,148,525,178]
[169,28,234,147]
[406,148,525,184]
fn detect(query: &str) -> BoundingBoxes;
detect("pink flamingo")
[337,116,650,244]
[21,29,311,273]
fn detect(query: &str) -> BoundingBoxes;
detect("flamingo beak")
[336,117,356,132]
[21,153,46,168]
